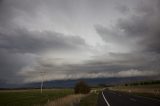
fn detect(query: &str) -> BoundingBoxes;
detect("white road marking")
[102,91,111,106]
[130,98,136,102]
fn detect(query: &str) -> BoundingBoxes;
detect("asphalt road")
[97,90,160,106]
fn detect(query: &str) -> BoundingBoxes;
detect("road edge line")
[102,91,111,106]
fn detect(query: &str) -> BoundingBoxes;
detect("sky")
[0,0,160,84]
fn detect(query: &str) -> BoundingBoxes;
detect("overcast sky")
[0,0,160,84]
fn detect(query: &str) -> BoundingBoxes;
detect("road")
[97,90,160,106]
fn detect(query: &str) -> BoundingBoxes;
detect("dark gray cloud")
[96,0,160,53]
[95,0,160,78]
[0,0,160,84]
[0,0,89,83]
[0,28,87,83]
[0,50,36,83]
[115,4,130,14]
[0,29,86,53]
[117,0,160,53]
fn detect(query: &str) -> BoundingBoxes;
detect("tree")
[74,81,90,94]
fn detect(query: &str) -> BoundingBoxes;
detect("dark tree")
[74,81,90,94]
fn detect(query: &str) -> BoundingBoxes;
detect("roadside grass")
[45,94,84,106]
[79,93,98,106]
[109,84,160,99]
[0,89,73,106]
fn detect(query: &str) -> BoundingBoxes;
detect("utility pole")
[40,71,46,94]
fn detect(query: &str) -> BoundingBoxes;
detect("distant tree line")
[124,80,160,86]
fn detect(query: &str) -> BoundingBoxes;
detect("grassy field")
[79,93,98,106]
[0,89,73,106]
[109,84,160,99]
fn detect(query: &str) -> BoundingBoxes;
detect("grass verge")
[45,94,84,106]
[109,84,160,100]
[79,93,98,106]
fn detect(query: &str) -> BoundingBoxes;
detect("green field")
[0,89,73,106]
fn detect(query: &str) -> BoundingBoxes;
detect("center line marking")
[102,91,111,106]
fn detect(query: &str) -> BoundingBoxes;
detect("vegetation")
[45,94,84,106]
[74,81,90,94]
[124,80,160,86]
[79,93,98,106]
[110,84,160,99]
[0,89,73,106]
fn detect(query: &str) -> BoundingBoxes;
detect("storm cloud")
[0,0,160,84]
